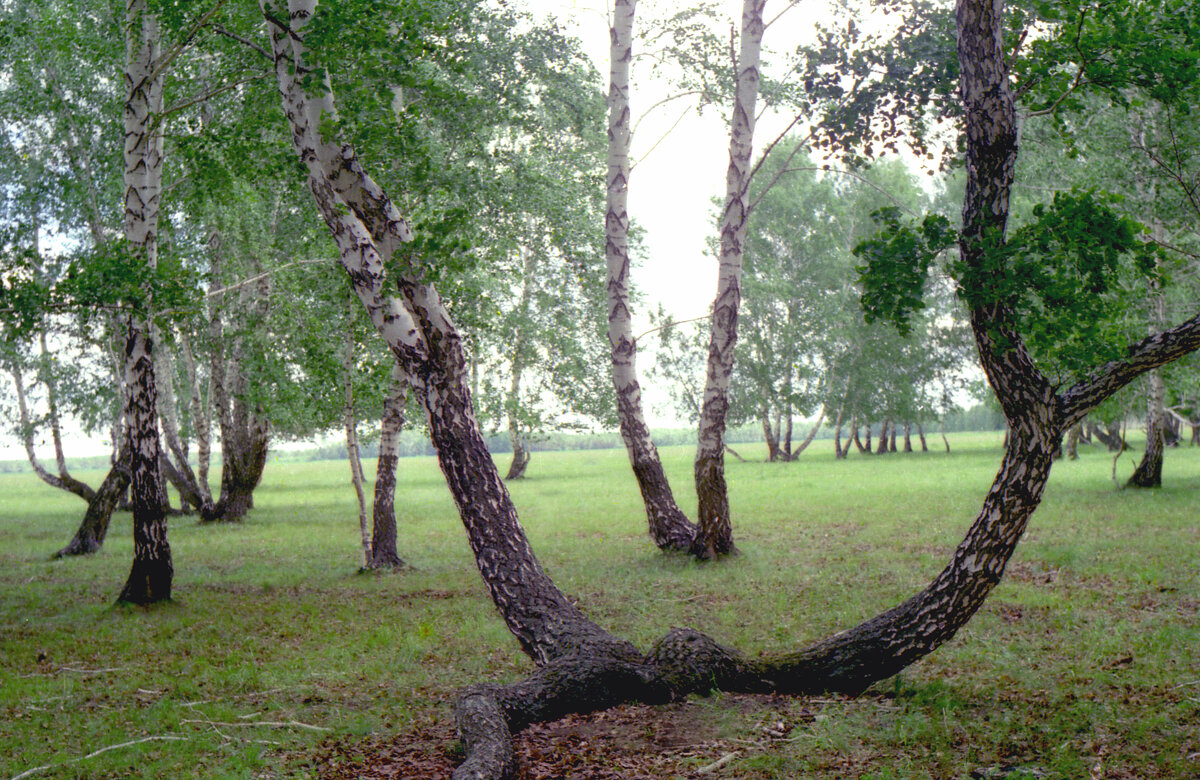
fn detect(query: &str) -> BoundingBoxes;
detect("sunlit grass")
[1,432,1197,778]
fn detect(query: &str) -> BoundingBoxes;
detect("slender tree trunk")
[1127,369,1165,487]
[760,401,779,462]
[370,369,408,569]
[265,2,626,662]
[116,0,171,605]
[601,0,696,551]
[782,403,794,460]
[505,244,537,481]
[10,369,96,502]
[693,0,766,560]
[832,406,846,459]
[179,331,213,506]
[342,306,372,567]
[789,407,825,460]
[54,445,131,558]
[153,334,206,513]
[917,422,928,452]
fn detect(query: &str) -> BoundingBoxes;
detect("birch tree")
[604,0,698,551]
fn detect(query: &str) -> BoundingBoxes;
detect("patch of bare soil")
[303,694,804,779]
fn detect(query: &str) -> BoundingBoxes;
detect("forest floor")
[1,433,1198,779]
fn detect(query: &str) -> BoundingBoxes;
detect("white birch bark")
[693,0,767,558]
[117,0,171,604]
[263,0,620,663]
[605,0,697,550]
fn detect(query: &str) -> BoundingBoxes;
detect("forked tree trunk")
[54,445,131,558]
[370,369,408,570]
[265,2,1200,776]
[116,0,171,605]
[693,0,766,560]
[602,0,696,551]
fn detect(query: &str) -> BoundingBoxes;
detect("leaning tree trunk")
[692,0,766,560]
[369,368,408,570]
[265,1,626,663]
[917,422,928,452]
[603,0,696,551]
[116,0,171,605]
[54,445,131,558]
[787,407,825,460]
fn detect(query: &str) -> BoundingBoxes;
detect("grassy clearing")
[1,433,1197,779]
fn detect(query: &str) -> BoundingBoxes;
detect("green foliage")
[855,208,955,336]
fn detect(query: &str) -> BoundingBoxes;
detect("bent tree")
[264,0,1200,777]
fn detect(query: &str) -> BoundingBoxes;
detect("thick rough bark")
[116,0,171,605]
[370,370,408,569]
[265,0,628,664]
[693,0,766,560]
[54,446,131,558]
[603,0,696,551]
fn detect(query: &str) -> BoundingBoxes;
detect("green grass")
[1,433,1198,779]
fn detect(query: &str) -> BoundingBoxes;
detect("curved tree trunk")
[369,369,408,570]
[603,0,696,551]
[10,368,97,503]
[917,422,928,452]
[693,0,766,560]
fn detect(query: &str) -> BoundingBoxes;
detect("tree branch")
[1059,311,1200,428]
